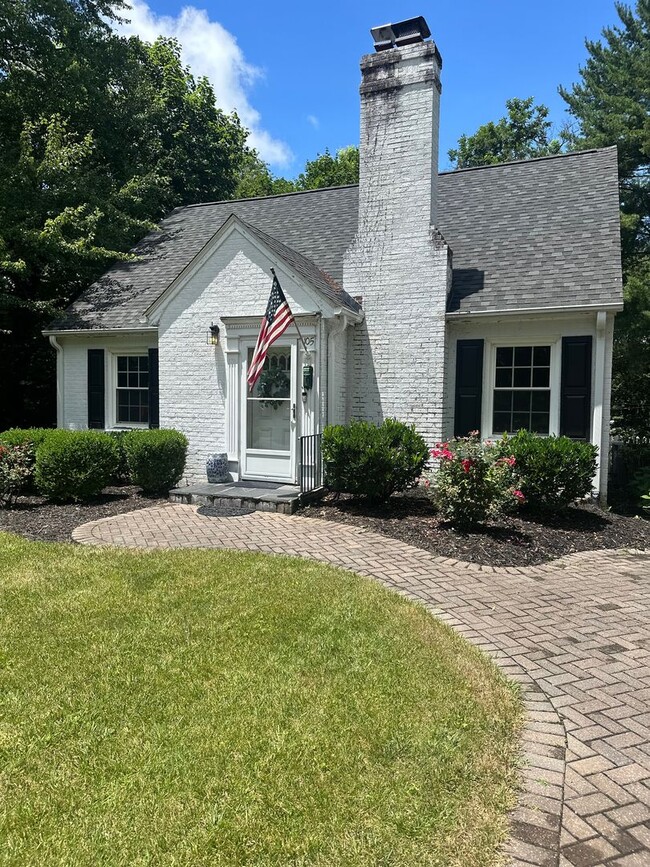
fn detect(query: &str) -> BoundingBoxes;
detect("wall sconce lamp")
[207,323,220,346]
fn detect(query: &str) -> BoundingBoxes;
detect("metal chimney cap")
[370,16,431,51]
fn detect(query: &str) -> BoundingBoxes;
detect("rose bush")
[0,444,34,507]
[424,432,523,528]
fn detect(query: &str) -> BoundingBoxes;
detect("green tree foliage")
[235,146,360,199]
[561,1,650,439]
[0,0,250,427]
[448,97,568,168]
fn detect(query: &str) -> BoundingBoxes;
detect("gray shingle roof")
[439,146,623,313]
[49,146,623,331]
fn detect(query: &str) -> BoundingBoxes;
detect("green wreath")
[257,367,290,408]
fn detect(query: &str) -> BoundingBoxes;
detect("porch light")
[207,323,220,346]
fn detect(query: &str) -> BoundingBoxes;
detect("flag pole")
[270,267,310,356]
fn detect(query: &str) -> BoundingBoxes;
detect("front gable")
[145,215,348,329]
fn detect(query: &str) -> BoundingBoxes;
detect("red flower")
[461,458,473,473]
[513,490,525,502]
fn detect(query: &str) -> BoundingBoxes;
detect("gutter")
[446,302,623,319]
[42,327,158,337]
[48,335,63,427]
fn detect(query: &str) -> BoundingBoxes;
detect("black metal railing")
[299,433,323,494]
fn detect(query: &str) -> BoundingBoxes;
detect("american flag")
[247,272,295,390]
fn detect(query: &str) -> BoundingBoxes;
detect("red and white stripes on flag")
[247,273,295,390]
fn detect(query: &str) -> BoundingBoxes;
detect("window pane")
[514,346,532,366]
[531,413,550,434]
[117,371,127,388]
[532,367,550,387]
[117,389,149,423]
[495,368,512,387]
[513,391,532,412]
[492,412,511,433]
[496,347,513,367]
[514,367,531,387]
[140,356,149,372]
[140,372,149,388]
[127,357,138,371]
[118,357,127,372]
[532,391,551,412]
[128,372,138,387]
[494,391,512,412]
[534,346,551,366]
[513,412,529,430]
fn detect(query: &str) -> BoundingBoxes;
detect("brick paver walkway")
[73,504,650,867]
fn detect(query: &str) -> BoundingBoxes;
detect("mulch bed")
[0,487,165,543]
[300,493,650,567]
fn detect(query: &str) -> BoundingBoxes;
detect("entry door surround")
[222,315,320,483]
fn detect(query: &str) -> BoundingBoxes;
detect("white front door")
[241,341,297,482]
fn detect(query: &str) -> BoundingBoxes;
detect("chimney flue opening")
[370,16,431,52]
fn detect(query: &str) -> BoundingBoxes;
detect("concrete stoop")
[169,481,323,515]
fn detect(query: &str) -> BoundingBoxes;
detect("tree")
[561,1,650,439]
[448,97,568,168]
[0,1,251,428]
[294,146,359,189]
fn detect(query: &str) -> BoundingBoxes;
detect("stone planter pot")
[206,452,230,484]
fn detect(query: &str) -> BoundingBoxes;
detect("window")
[116,355,149,424]
[492,345,551,435]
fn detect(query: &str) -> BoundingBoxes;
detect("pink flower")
[461,458,473,473]
[431,447,453,460]
[513,490,525,502]
[424,479,431,488]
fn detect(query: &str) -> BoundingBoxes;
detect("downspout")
[48,335,63,429]
[592,311,607,503]
[327,314,349,426]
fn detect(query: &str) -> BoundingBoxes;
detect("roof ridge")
[175,183,360,212]
[439,145,617,176]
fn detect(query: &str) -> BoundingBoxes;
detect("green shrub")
[0,444,34,507]
[123,429,188,495]
[503,430,598,511]
[106,431,130,484]
[35,431,119,502]
[322,419,428,501]
[0,429,54,493]
[426,434,523,528]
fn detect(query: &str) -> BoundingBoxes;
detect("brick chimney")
[344,16,450,445]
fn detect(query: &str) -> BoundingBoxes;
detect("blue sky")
[118,0,621,176]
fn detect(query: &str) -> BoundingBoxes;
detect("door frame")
[240,338,298,483]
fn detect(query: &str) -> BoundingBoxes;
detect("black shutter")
[454,339,484,437]
[87,349,105,429]
[148,347,159,429]
[560,336,592,439]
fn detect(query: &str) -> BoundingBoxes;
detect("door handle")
[292,403,296,421]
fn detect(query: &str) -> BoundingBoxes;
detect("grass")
[0,532,521,866]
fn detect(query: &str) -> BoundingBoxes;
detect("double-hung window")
[116,355,149,424]
[492,345,551,435]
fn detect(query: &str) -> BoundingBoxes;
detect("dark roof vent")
[370,16,431,51]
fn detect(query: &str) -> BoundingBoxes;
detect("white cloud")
[116,1,293,167]
[307,114,319,129]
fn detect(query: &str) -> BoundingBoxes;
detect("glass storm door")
[242,343,296,481]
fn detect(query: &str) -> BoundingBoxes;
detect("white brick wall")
[156,229,319,482]
[344,40,449,448]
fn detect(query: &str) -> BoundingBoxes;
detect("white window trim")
[106,349,151,430]
[482,337,562,439]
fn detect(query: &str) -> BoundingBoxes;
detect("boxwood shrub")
[503,430,598,511]
[35,431,120,502]
[322,419,428,501]
[123,429,188,495]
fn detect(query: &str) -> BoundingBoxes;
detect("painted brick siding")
[345,40,449,447]
[156,230,316,482]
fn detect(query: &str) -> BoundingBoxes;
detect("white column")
[224,337,240,463]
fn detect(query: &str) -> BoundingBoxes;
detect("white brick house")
[45,16,623,497]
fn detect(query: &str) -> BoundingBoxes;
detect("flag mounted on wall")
[247,270,295,390]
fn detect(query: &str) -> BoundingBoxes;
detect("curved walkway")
[73,504,650,867]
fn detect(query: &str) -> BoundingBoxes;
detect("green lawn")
[0,533,521,866]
